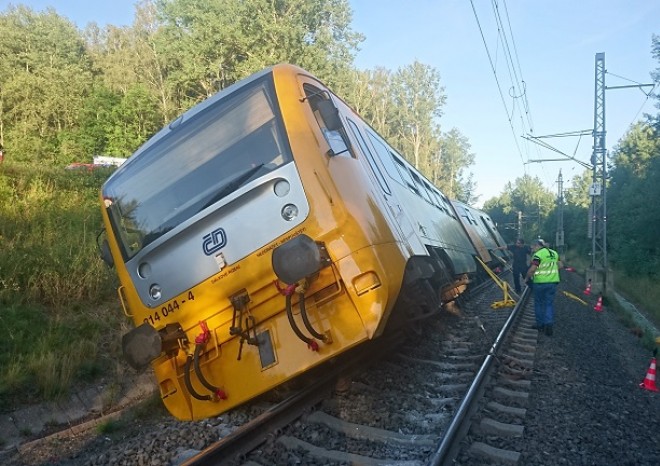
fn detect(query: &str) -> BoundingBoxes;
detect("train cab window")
[303,84,350,156]
[346,119,391,194]
[102,76,293,260]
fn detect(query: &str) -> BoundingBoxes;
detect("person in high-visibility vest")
[525,239,562,336]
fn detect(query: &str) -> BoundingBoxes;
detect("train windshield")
[102,76,292,260]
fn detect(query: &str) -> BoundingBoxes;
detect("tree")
[343,67,395,139]
[563,169,592,208]
[434,128,476,203]
[483,174,554,242]
[0,6,93,163]
[155,0,362,103]
[607,120,660,275]
[389,61,445,172]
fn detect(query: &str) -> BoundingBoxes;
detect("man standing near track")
[497,238,531,294]
[525,239,562,336]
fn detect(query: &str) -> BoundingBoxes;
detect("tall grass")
[0,162,123,410]
[613,274,660,328]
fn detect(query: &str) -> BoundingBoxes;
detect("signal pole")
[586,52,610,294]
[587,53,654,295]
[556,170,564,256]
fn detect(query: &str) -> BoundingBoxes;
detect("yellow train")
[98,64,508,420]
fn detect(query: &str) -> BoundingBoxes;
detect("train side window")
[480,216,500,244]
[411,171,432,203]
[391,156,418,194]
[441,194,457,218]
[422,180,440,208]
[365,131,404,186]
[431,189,449,214]
[303,84,350,156]
[346,119,391,194]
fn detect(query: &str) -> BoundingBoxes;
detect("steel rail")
[428,286,531,466]
[182,332,405,466]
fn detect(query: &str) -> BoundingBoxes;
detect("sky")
[2,0,659,206]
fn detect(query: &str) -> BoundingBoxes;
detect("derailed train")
[98,64,510,421]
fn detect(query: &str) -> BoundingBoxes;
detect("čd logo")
[202,227,227,256]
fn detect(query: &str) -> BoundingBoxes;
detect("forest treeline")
[0,0,479,202]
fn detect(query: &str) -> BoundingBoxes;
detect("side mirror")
[96,230,115,268]
[100,239,114,268]
[315,99,351,156]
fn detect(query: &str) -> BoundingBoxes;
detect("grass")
[93,393,168,439]
[0,162,123,410]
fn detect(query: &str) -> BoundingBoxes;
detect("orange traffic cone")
[593,295,603,312]
[639,357,659,392]
[583,281,592,296]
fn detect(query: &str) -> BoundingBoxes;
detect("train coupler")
[229,290,259,360]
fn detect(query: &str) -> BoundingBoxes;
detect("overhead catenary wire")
[470,0,526,166]
[605,70,657,138]
[471,0,559,190]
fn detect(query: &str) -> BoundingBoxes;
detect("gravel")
[517,271,660,465]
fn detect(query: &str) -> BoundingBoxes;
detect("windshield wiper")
[200,164,264,211]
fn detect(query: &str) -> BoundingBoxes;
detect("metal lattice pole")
[590,52,607,272]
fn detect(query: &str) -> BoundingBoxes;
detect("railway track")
[182,278,535,466]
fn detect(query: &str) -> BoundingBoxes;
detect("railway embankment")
[0,370,156,455]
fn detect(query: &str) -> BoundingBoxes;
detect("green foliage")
[154,0,362,102]
[0,163,122,408]
[0,300,122,409]
[608,121,660,276]
[96,418,126,435]
[0,164,117,307]
[483,174,555,243]
[0,6,94,164]
[435,128,476,203]
[614,273,660,341]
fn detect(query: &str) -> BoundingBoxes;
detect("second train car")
[98,64,507,420]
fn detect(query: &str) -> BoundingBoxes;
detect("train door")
[343,118,418,255]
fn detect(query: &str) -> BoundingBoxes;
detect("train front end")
[99,65,405,420]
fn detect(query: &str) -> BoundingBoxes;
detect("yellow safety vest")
[533,248,560,284]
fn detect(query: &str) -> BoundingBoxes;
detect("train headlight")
[274,180,290,197]
[149,284,162,301]
[272,234,330,285]
[138,262,151,279]
[281,204,299,221]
